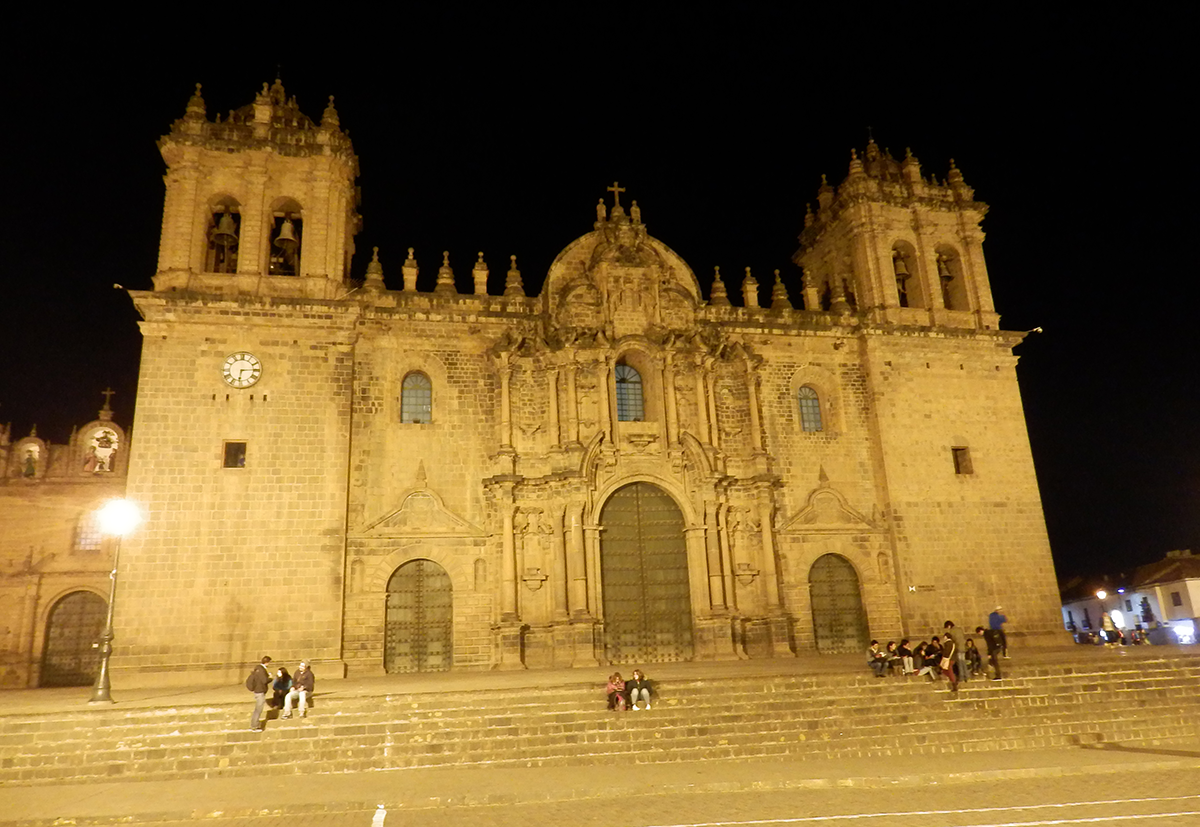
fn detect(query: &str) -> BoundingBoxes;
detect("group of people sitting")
[867,620,1006,693]
[605,669,653,711]
[268,660,315,718]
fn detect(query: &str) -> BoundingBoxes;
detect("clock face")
[222,352,262,388]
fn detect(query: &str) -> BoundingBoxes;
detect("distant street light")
[89,499,140,704]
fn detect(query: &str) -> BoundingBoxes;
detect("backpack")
[245,667,260,691]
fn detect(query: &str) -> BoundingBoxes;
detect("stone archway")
[384,559,452,673]
[808,553,869,654]
[600,482,694,663]
[40,591,106,687]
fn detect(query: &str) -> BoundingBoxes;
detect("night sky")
[1,16,1194,583]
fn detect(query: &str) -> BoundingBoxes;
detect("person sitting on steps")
[281,661,315,719]
[627,669,652,709]
[867,640,888,677]
[606,672,627,711]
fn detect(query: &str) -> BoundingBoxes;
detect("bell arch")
[39,590,107,687]
[808,553,869,654]
[598,482,694,664]
[384,558,452,673]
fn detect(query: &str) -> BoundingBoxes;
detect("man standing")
[245,656,272,732]
[282,661,315,719]
[989,606,1008,657]
[976,625,1003,681]
[944,621,968,684]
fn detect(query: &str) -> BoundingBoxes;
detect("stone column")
[744,358,764,453]
[757,486,793,657]
[663,353,679,446]
[705,361,721,450]
[693,360,711,444]
[547,367,561,447]
[597,358,613,443]
[550,508,569,621]
[565,361,580,445]
[500,493,518,620]
[499,357,514,450]
[705,500,726,610]
[565,503,588,616]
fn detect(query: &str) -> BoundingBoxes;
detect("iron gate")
[385,559,452,673]
[40,591,106,687]
[600,483,694,663]
[809,553,869,654]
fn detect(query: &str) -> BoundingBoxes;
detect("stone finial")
[709,266,731,307]
[771,269,792,311]
[416,459,427,485]
[364,247,385,291]
[504,255,525,297]
[901,146,922,183]
[947,158,965,184]
[804,202,815,228]
[435,250,457,295]
[473,251,489,296]
[184,83,206,120]
[847,148,865,178]
[817,174,834,211]
[321,95,340,128]
[401,247,419,292]
[742,267,760,309]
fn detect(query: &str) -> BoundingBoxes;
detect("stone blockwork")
[109,80,1063,686]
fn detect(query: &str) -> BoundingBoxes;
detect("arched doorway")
[600,482,693,663]
[385,559,452,673]
[808,553,869,653]
[40,591,106,687]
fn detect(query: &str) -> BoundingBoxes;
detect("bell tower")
[795,139,999,331]
[154,80,360,299]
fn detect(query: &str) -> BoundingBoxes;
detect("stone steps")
[2,656,1199,785]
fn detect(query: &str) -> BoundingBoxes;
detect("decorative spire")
[472,251,489,296]
[770,269,792,311]
[364,247,385,291]
[321,95,340,128]
[817,174,835,211]
[504,255,525,297]
[434,250,457,295]
[742,267,760,309]
[184,83,206,121]
[947,158,966,185]
[709,266,730,307]
[847,147,865,178]
[401,247,419,292]
[416,459,427,485]
[804,202,815,228]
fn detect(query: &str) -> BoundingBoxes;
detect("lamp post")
[89,498,140,704]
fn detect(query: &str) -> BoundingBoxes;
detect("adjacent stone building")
[109,80,1064,687]
[0,397,129,687]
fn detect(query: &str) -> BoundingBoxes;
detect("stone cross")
[607,181,625,208]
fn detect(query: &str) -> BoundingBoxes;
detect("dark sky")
[1,15,1194,583]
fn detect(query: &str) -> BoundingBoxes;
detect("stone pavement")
[2,738,1199,825]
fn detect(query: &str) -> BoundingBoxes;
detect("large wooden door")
[600,483,693,663]
[40,591,106,687]
[809,553,869,653]
[385,559,452,673]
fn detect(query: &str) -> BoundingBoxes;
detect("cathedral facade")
[110,81,1063,686]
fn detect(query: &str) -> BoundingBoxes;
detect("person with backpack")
[245,655,272,731]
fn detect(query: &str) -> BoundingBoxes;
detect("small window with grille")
[223,441,247,468]
[615,363,644,422]
[798,386,823,432]
[74,513,104,552]
[401,372,433,424]
[952,446,974,475]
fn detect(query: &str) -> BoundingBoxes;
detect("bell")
[211,212,238,247]
[274,218,298,251]
[936,255,952,278]
[892,254,909,278]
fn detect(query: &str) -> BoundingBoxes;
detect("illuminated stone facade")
[110,81,1064,686]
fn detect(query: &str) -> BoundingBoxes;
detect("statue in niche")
[22,445,39,477]
[83,428,119,473]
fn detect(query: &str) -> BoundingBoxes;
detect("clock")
[222,352,262,388]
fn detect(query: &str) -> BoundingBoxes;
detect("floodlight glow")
[1110,609,1125,628]
[97,499,140,537]
[1171,620,1196,645]
[1095,590,1107,600]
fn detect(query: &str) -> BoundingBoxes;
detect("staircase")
[2,652,1198,786]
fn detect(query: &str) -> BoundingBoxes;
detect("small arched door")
[600,482,694,663]
[40,591,107,687]
[808,554,869,654]
[385,559,452,673]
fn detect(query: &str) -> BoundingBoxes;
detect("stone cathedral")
[110,80,1063,686]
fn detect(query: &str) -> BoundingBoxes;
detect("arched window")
[400,372,432,423]
[205,197,241,274]
[798,386,823,432]
[615,363,644,422]
[269,199,303,276]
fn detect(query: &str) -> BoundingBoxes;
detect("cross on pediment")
[607,181,626,208]
[101,388,115,408]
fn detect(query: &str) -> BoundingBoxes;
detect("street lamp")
[89,498,140,704]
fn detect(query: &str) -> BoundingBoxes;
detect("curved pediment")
[363,487,485,538]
